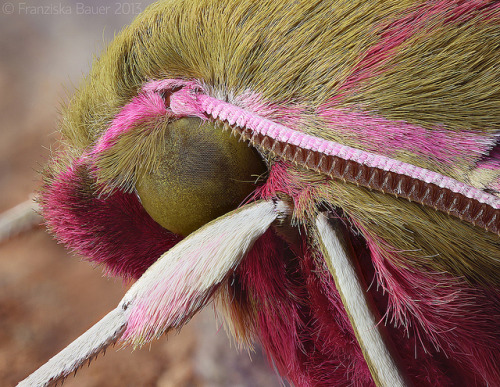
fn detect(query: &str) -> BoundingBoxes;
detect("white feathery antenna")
[18,199,290,386]
[0,198,42,243]
[314,213,410,387]
[121,199,290,345]
[18,307,129,387]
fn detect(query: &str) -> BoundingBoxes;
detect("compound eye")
[136,117,266,236]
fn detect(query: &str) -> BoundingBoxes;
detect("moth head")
[39,79,268,279]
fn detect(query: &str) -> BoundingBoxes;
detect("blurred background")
[0,1,281,385]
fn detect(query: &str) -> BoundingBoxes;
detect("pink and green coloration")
[21,1,500,386]
[33,80,500,386]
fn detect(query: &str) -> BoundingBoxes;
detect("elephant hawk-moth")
[18,0,500,386]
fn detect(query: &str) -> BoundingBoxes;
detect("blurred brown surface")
[0,2,280,386]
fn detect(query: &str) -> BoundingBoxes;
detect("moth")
[15,0,500,386]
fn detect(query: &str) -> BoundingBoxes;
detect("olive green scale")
[135,117,266,236]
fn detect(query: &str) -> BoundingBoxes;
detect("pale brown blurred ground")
[0,1,280,386]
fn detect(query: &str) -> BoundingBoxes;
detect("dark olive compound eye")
[136,117,267,237]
